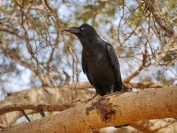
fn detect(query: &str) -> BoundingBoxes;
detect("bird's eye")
[81,27,84,31]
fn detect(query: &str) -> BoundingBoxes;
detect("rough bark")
[1,87,176,133]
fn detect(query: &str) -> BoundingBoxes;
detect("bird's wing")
[105,43,122,88]
[82,54,93,85]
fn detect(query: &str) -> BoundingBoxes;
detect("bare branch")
[63,71,71,85]
[143,0,174,36]
[123,50,148,83]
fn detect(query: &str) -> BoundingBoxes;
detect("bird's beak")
[64,27,80,34]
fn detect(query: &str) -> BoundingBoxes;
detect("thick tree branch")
[129,82,163,88]
[69,82,166,89]
[0,102,82,116]
[77,82,169,90]
[0,85,94,128]
[1,87,177,133]
[73,82,169,89]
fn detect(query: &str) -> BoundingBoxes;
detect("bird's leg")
[86,92,99,102]
[110,85,114,94]
[105,86,114,95]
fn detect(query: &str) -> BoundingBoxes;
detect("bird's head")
[64,23,97,38]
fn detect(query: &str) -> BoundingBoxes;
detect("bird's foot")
[106,90,121,96]
[109,86,114,94]
[85,93,99,103]
[106,92,110,95]
[85,98,93,103]
[110,89,113,94]
[121,84,133,93]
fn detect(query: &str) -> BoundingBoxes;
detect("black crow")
[64,23,129,128]
[64,23,122,100]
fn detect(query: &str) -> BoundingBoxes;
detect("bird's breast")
[90,52,103,60]
[84,46,105,60]
[97,53,103,60]
[87,58,115,85]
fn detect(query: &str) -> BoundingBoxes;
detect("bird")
[64,23,129,128]
[64,23,122,100]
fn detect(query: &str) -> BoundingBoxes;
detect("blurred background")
[0,0,177,132]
